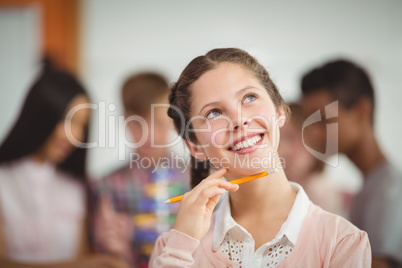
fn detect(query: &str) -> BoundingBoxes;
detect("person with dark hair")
[93,72,189,267]
[0,63,128,268]
[301,59,402,267]
[149,48,371,267]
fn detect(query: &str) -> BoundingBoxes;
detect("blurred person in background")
[278,102,350,217]
[0,61,128,268]
[93,72,189,267]
[300,59,402,268]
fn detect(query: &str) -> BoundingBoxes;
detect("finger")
[187,179,238,209]
[205,193,223,212]
[199,186,226,200]
[205,167,227,180]
[196,178,238,194]
[188,179,233,204]
[192,183,234,207]
[182,168,226,201]
[202,168,238,191]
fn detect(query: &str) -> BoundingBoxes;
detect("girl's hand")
[173,168,239,240]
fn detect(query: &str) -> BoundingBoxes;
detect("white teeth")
[231,135,262,151]
[238,143,243,150]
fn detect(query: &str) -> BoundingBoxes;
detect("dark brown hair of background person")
[301,59,375,124]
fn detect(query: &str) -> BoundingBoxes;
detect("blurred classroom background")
[1,0,401,195]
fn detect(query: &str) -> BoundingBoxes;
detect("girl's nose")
[233,118,250,130]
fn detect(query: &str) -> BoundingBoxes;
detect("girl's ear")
[276,106,286,128]
[184,140,207,161]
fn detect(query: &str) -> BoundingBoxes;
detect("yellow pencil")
[163,168,279,204]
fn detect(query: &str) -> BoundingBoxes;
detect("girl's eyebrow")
[198,86,258,115]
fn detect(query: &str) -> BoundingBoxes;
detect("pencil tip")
[267,168,279,175]
[163,200,170,204]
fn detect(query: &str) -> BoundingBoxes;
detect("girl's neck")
[228,168,296,220]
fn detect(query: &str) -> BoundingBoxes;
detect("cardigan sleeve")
[330,230,371,267]
[149,229,200,268]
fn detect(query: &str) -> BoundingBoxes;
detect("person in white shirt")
[0,61,128,268]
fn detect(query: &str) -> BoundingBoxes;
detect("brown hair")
[121,72,169,116]
[168,48,288,188]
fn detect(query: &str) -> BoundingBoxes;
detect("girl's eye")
[243,94,257,104]
[206,109,221,119]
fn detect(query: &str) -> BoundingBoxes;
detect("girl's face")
[34,94,91,164]
[187,63,285,179]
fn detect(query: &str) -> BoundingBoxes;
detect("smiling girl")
[150,48,371,267]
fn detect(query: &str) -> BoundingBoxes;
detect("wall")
[0,6,40,145]
[80,0,402,192]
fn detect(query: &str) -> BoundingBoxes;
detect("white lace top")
[213,182,310,267]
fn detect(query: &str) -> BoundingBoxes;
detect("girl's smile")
[228,133,264,154]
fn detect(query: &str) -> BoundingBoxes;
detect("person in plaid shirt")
[93,72,190,267]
